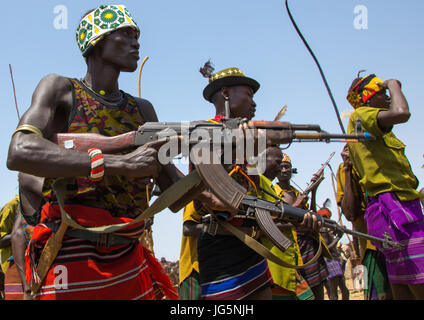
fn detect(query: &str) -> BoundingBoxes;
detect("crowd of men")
[0,4,423,301]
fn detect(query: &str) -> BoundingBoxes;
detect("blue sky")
[1,0,423,261]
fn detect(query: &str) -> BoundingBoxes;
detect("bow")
[285,0,345,133]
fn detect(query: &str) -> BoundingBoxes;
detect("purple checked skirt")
[365,192,424,284]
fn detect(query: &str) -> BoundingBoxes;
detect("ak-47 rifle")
[52,118,373,153]
[31,118,375,293]
[302,151,335,195]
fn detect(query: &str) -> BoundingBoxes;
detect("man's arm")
[340,163,359,222]
[7,74,161,179]
[377,79,410,130]
[0,235,11,249]
[183,220,203,237]
[10,214,31,300]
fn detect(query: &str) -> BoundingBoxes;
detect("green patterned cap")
[76,4,140,57]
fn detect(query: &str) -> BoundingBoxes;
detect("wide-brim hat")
[203,67,260,102]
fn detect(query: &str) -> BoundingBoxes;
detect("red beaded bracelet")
[88,148,104,182]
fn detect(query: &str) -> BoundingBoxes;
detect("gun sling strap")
[32,169,204,294]
[217,218,323,270]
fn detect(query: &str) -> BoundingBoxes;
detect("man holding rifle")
[6,5,184,300]
[275,153,330,300]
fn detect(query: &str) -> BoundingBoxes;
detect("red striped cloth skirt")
[26,203,178,300]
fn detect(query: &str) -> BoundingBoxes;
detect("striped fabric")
[297,233,329,288]
[201,259,272,300]
[4,262,24,300]
[365,192,424,284]
[26,203,178,300]
[178,270,201,300]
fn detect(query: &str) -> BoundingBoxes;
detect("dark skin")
[340,144,359,222]
[6,26,227,213]
[10,173,44,300]
[372,79,410,130]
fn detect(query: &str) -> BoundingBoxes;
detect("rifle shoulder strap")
[217,219,322,269]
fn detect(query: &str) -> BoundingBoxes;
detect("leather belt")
[65,229,136,248]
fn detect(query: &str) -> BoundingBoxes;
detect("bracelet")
[88,148,104,182]
[12,124,44,138]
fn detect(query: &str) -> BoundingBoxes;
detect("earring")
[224,96,230,118]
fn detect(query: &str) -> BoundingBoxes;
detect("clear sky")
[1,0,423,261]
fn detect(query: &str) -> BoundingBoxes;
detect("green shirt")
[347,106,419,201]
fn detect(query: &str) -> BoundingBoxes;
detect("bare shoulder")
[134,97,158,122]
[21,73,74,136]
[35,73,73,97]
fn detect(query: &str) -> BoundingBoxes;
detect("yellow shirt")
[257,175,298,293]
[0,195,19,273]
[336,163,376,259]
[178,202,202,285]
[347,106,420,201]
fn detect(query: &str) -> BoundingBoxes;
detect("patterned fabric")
[4,262,23,300]
[362,250,392,300]
[347,74,384,109]
[178,270,201,300]
[198,251,272,300]
[282,153,291,164]
[365,192,424,284]
[42,79,149,219]
[324,258,344,279]
[297,234,329,288]
[76,5,139,56]
[26,203,178,300]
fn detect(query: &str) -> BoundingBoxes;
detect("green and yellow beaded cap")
[76,4,140,57]
[202,67,260,102]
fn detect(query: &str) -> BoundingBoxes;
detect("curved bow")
[285,0,345,134]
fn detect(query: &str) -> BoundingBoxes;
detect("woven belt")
[65,229,135,248]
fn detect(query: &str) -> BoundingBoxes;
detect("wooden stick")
[138,56,149,98]
[9,64,21,121]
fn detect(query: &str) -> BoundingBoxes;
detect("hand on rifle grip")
[121,142,165,179]
[197,190,238,219]
[296,211,322,233]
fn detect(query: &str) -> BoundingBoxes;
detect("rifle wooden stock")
[52,131,137,153]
